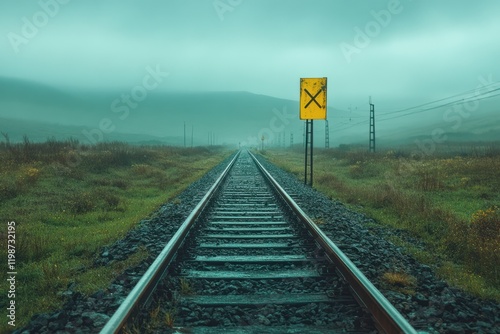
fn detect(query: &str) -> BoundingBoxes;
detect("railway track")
[100,150,418,333]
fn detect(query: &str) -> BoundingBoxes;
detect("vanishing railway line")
[100,150,418,333]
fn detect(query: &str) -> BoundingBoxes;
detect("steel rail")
[249,151,419,334]
[100,151,240,334]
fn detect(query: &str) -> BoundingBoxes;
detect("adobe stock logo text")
[7,0,71,54]
[339,0,411,64]
[82,65,169,145]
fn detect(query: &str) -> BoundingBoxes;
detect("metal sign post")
[300,77,327,187]
[304,120,314,186]
[325,119,330,149]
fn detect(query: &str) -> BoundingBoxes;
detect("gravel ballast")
[15,151,500,333]
[255,153,500,334]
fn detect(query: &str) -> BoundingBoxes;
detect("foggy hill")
[375,99,500,147]
[0,77,95,125]
[0,77,304,146]
[0,77,498,147]
[0,117,183,145]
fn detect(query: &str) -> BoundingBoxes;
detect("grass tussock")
[179,278,194,295]
[0,137,232,332]
[263,143,500,300]
[136,303,177,332]
[164,309,177,328]
[381,271,417,295]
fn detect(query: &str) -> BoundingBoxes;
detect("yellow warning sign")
[300,77,327,120]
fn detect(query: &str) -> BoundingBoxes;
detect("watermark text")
[340,0,410,63]
[213,0,243,21]
[7,0,72,54]
[6,221,17,327]
[81,65,169,145]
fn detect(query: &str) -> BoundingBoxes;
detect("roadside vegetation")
[262,143,500,301]
[0,136,232,332]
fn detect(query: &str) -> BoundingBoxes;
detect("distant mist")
[0,77,499,148]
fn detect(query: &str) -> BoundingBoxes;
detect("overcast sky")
[1,0,500,112]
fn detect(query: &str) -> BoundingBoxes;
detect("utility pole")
[184,122,186,147]
[191,125,194,148]
[290,133,294,148]
[369,96,375,152]
[208,131,215,146]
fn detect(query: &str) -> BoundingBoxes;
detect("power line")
[378,83,500,117]
[378,88,500,122]
[332,83,500,133]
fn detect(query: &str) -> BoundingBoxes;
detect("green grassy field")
[0,138,232,332]
[262,145,500,301]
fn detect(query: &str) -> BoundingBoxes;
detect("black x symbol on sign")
[304,88,323,108]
